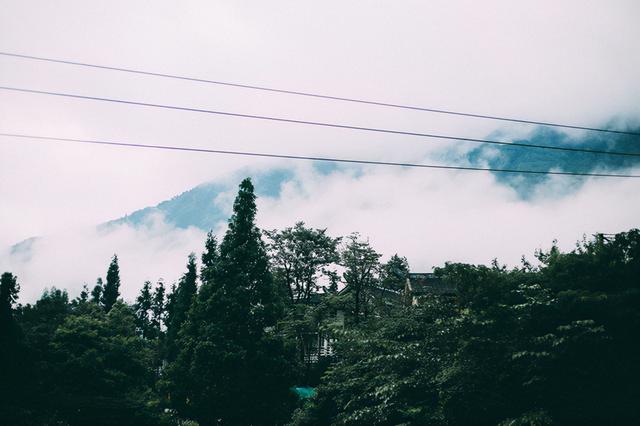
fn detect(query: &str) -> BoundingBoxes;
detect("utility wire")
[1,50,637,137]
[1,85,639,158]
[1,132,639,178]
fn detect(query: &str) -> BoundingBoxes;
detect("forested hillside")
[1,178,638,425]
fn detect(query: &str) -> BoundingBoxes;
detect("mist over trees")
[1,178,639,425]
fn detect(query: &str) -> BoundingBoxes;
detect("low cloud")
[258,163,640,272]
[3,148,639,304]
[1,213,207,303]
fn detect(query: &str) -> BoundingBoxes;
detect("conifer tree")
[169,178,294,425]
[200,231,218,287]
[0,272,19,315]
[101,255,121,312]
[134,281,153,338]
[165,253,198,361]
[381,254,410,291]
[91,278,103,305]
[150,279,166,336]
[78,284,89,304]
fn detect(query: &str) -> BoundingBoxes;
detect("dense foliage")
[291,232,640,425]
[1,178,638,425]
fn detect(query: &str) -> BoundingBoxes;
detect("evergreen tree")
[168,178,295,425]
[380,254,410,292]
[101,255,121,312]
[134,281,153,338]
[164,282,177,333]
[0,271,19,315]
[213,178,283,335]
[91,278,103,305]
[200,231,218,286]
[150,279,166,336]
[78,284,89,304]
[165,253,198,361]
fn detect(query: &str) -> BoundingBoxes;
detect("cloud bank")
[3,159,639,303]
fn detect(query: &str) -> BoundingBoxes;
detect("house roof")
[407,273,456,295]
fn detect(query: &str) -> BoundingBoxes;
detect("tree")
[49,302,158,425]
[1,272,20,311]
[200,231,218,287]
[0,272,28,424]
[78,284,89,304]
[211,178,283,334]
[380,254,410,292]
[265,222,340,304]
[12,287,72,423]
[297,230,640,425]
[290,295,459,426]
[150,279,166,336]
[165,253,198,362]
[0,273,21,351]
[101,255,121,312]
[91,278,103,305]
[341,233,382,323]
[134,281,153,339]
[168,178,295,425]
[0,272,20,341]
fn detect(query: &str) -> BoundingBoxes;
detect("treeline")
[1,178,639,425]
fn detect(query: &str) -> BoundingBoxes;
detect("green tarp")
[292,387,316,399]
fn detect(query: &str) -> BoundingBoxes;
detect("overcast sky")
[1,1,639,302]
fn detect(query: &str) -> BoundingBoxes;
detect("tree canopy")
[2,178,638,426]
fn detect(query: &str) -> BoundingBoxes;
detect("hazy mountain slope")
[8,126,639,253]
[464,126,640,198]
[102,168,295,231]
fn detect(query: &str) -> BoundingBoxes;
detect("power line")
[2,85,639,158]
[1,50,637,137]
[1,132,638,178]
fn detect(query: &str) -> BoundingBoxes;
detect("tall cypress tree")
[214,178,282,333]
[101,255,121,312]
[169,178,294,426]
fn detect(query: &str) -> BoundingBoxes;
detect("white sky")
[1,1,639,301]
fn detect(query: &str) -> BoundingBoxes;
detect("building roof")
[407,273,456,295]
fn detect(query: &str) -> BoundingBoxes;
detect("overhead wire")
[1,85,639,158]
[1,50,637,137]
[1,132,639,178]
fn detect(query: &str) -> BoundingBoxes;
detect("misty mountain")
[465,126,640,198]
[104,126,640,235]
[101,169,295,232]
[8,126,639,256]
